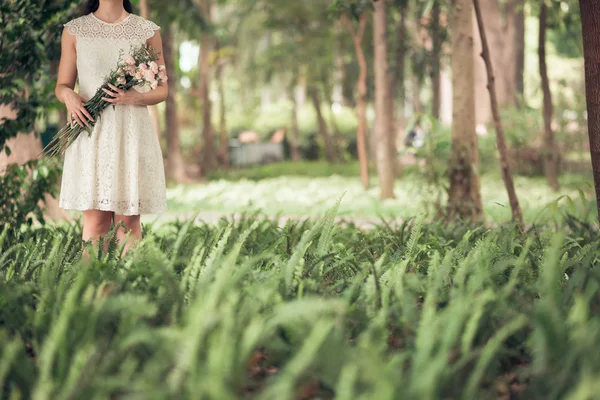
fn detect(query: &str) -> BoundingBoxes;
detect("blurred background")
[0,0,594,226]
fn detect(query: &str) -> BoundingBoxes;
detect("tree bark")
[431,0,442,120]
[539,3,560,191]
[473,0,524,231]
[198,0,217,172]
[474,0,518,124]
[373,0,395,200]
[391,0,408,147]
[309,87,335,163]
[138,0,162,142]
[342,13,370,189]
[447,0,483,222]
[216,50,229,167]
[289,81,301,162]
[579,0,600,222]
[162,25,189,183]
[515,0,525,103]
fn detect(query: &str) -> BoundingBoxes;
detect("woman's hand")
[102,84,140,105]
[63,88,94,127]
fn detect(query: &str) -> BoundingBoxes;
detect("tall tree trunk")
[139,0,149,20]
[539,3,560,191]
[162,25,189,183]
[373,0,395,200]
[198,0,217,172]
[447,0,483,221]
[216,47,229,167]
[474,0,518,124]
[289,81,301,162]
[392,0,408,147]
[515,0,525,104]
[309,87,335,163]
[342,13,370,189]
[138,0,161,141]
[431,0,442,120]
[579,0,600,222]
[473,0,524,231]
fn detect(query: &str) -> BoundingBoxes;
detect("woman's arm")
[102,30,169,106]
[55,28,94,126]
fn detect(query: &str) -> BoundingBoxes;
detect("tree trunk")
[138,0,161,142]
[447,0,483,221]
[431,0,442,120]
[309,87,335,163]
[539,3,560,191]
[579,0,600,222]
[515,0,525,104]
[373,0,395,200]
[474,0,517,124]
[139,0,149,20]
[162,25,189,183]
[392,0,408,147]
[199,0,217,172]
[216,56,229,167]
[473,0,524,231]
[289,81,301,162]
[342,13,370,189]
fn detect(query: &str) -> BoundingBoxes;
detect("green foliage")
[0,0,79,153]
[0,159,62,228]
[1,208,600,398]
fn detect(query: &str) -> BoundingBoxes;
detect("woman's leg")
[113,214,142,256]
[82,210,113,242]
[81,210,113,259]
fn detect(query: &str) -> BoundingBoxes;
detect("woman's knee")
[82,210,112,237]
[114,215,141,232]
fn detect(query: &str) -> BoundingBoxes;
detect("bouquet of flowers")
[43,44,167,158]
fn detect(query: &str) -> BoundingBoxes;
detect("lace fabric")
[59,14,167,216]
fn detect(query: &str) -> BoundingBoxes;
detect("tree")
[0,0,78,224]
[340,8,370,189]
[473,0,519,123]
[198,0,218,172]
[447,0,483,221]
[538,1,560,191]
[162,24,190,182]
[473,0,524,230]
[373,0,395,200]
[309,86,336,163]
[514,0,525,103]
[579,0,600,221]
[430,0,442,120]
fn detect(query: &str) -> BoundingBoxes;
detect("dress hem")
[59,202,167,216]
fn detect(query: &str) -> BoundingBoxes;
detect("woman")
[55,0,168,253]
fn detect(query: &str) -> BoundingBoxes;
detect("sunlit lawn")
[164,163,597,225]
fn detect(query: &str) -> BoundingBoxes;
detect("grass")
[1,207,599,399]
[166,167,597,225]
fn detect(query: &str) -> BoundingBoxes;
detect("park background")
[2,0,600,399]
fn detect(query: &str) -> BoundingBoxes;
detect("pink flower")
[144,69,155,82]
[159,65,166,72]
[139,63,148,71]
[124,55,136,65]
[151,80,158,90]
[149,61,159,73]
[117,76,126,85]
[158,71,167,82]
[135,70,144,80]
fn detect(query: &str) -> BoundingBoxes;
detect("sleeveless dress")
[59,13,167,216]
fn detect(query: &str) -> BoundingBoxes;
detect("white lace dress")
[59,13,167,216]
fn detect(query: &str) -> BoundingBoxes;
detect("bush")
[1,209,599,399]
